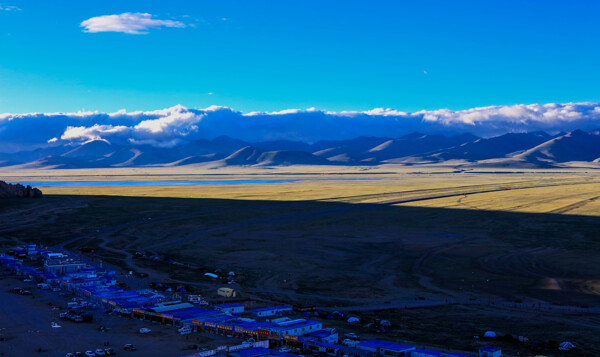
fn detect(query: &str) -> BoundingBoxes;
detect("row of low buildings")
[0,247,501,357]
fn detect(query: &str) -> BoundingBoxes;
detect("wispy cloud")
[81,13,185,34]
[0,3,21,11]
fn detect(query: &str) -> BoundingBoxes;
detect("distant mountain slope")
[368,133,479,161]
[1,131,599,168]
[255,150,331,166]
[224,146,331,166]
[312,136,391,162]
[513,130,600,164]
[412,132,554,163]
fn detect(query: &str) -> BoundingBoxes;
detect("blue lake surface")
[23,178,378,187]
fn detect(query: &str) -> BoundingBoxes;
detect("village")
[1,243,508,357]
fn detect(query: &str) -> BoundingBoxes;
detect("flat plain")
[2,165,600,355]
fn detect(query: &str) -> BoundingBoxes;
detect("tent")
[559,342,575,350]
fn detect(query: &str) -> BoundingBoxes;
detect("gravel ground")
[0,274,237,357]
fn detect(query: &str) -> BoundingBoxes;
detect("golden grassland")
[3,165,600,216]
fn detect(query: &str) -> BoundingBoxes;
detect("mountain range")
[1,130,600,169]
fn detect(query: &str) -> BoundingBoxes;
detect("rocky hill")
[0,181,43,198]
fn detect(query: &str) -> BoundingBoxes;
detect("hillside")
[1,130,600,168]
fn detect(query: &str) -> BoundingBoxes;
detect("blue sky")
[1,0,600,114]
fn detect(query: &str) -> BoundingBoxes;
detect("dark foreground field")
[1,194,600,355]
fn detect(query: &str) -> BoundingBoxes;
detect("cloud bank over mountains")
[1,102,600,152]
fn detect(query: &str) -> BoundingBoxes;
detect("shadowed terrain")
[2,170,600,355]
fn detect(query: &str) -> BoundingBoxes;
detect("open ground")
[1,165,600,356]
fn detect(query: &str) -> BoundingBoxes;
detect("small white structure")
[217,287,236,297]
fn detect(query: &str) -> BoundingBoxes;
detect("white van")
[178,325,193,335]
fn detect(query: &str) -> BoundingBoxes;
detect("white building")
[251,305,292,317]
[44,258,86,275]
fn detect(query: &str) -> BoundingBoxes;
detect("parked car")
[85,351,95,357]
[279,347,292,353]
[139,327,151,334]
[123,344,136,351]
[95,349,106,356]
[66,353,75,357]
[344,333,359,339]
[104,348,115,355]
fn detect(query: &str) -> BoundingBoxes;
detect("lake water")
[22,178,378,187]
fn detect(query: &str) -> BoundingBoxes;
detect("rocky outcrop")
[0,181,43,198]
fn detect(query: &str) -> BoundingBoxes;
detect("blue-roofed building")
[230,347,300,357]
[215,303,245,314]
[303,340,342,356]
[357,340,416,357]
[266,318,322,337]
[410,349,474,357]
[169,307,224,323]
[478,347,501,357]
[305,329,338,344]
[251,305,292,317]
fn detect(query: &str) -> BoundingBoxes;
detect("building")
[305,329,338,344]
[409,350,472,357]
[216,303,245,314]
[478,347,501,357]
[251,305,292,317]
[303,341,341,356]
[267,318,322,337]
[357,340,416,357]
[44,258,86,275]
[218,287,237,297]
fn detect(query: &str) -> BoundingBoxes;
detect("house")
[44,258,86,275]
[267,318,322,337]
[305,329,338,344]
[357,340,416,357]
[251,305,293,317]
[215,303,245,314]
[229,347,299,357]
[410,349,474,357]
[478,347,501,357]
[303,341,341,356]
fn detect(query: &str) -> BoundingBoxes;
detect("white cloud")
[0,4,20,11]
[2,102,600,151]
[81,13,185,34]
